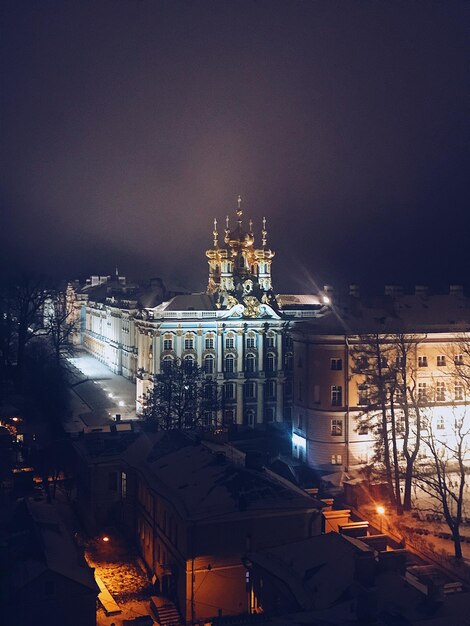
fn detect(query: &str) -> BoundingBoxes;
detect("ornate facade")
[73,200,329,426]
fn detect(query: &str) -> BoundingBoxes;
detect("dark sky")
[1,0,469,293]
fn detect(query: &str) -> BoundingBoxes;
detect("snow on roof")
[154,293,216,312]
[248,532,368,611]
[277,294,323,307]
[118,431,323,522]
[4,499,98,595]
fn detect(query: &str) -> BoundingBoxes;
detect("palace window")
[204,354,214,374]
[331,454,342,465]
[163,335,173,351]
[331,385,343,406]
[226,334,235,349]
[224,382,236,400]
[436,381,446,402]
[246,333,256,349]
[358,384,369,405]
[184,334,194,350]
[224,409,235,424]
[455,383,464,401]
[437,355,446,366]
[245,381,256,399]
[331,358,342,371]
[246,409,256,426]
[266,379,276,399]
[266,353,276,372]
[205,334,215,350]
[266,334,275,348]
[418,356,428,367]
[162,356,174,372]
[331,419,343,436]
[225,354,235,373]
[183,354,195,371]
[245,353,256,373]
[418,382,428,402]
[285,353,293,371]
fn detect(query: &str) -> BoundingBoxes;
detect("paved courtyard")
[64,349,138,433]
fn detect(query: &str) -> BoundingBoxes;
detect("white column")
[236,329,244,373]
[276,380,284,422]
[197,330,203,367]
[257,329,264,371]
[236,381,244,424]
[175,330,183,358]
[154,331,161,375]
[217,327,223,373]
[257,381,264,424]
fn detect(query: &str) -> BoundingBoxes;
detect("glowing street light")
[376,505,385,533]
[108,393,113,398]
[102,536,110,543]
[118,400,125,407]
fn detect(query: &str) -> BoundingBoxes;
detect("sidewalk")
[64,349,138,434]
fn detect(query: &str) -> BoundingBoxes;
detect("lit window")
[418,382,427,402]
[436,416,445,430]
[436,381,446,402]
[205,334,214,349]
[357,422,368,435]
[204,355,214,374]
[225,354,235,373]
[246,334,256,349]
[331,454,342,465]
[437,355,446,366]
[331,358,342,371]
[226,334,235,349]
[184,334,194,350]
[455,383,464,401]
[358,384,368,405]
[418,356,428,367]
[331,419,343,436]
[331,385,342,406]
[245,353,256,372]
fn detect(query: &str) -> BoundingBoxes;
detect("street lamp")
[376,505,385,533]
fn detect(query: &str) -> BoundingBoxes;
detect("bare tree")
[143,358,221,430]
[413,401,469,559]
[44,289,79,363]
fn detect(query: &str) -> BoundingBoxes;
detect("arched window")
[266,353,276,372]
[162,356,174,372]
[245,353,256,373]
[246,409,256,427]
[183,354,195,371]
[225,354,235,373]
[204,354,214,374]
[184,333,194,350]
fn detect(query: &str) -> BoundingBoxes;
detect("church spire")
[213,218,218,248]
[262,216,267,247]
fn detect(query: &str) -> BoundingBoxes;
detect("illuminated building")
[72,199,330,426]
[73,429,324,624]
[291,284,470,472]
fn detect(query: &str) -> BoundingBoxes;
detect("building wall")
[292,330,470,472]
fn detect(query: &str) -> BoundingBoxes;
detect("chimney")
[349,284,360,298]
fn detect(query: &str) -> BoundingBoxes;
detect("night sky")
[1,1,469,293]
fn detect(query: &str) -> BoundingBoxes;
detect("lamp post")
[376,505,385,533]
